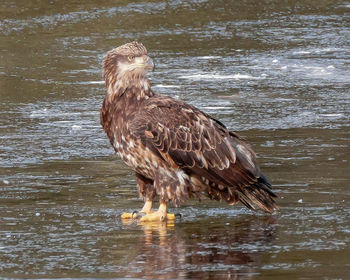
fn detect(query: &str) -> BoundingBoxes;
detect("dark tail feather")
[239,176,279,213]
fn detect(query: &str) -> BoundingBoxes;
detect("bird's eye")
[128,55,135,61]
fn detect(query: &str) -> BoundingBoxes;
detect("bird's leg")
[140,200,153,214]
[139,202,176,222]
[121,199,154,219]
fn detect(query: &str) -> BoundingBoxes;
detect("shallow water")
[1,0,350,279]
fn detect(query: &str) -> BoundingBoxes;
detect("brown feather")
[101,42,278,212]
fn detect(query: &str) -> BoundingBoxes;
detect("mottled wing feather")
[150,101,236,171]
[129,94,278,212]
[131,95,258,188]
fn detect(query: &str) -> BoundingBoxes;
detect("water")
[1,0,349,278]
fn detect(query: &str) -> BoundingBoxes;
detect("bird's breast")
[113,132,164,179]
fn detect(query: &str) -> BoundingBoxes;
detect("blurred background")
[0,0,349,279]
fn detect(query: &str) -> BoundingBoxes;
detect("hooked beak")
[144,56,154,71]
[129,55,154,72]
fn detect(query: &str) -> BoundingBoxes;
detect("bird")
[100,41,278,222]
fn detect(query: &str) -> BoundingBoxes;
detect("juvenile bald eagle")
[101,42,278,222]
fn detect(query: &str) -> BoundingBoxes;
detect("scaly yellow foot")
[139,212,176,222]
[121,200,153,219]
[121,202,179,222]
[139,202,176,222]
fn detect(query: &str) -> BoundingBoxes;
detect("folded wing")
[130,95,278,212]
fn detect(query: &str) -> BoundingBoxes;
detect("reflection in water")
[122,216,277,279]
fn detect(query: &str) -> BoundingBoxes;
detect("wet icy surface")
[0,0,349,279]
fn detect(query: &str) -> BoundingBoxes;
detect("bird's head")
[103,41,154,94]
